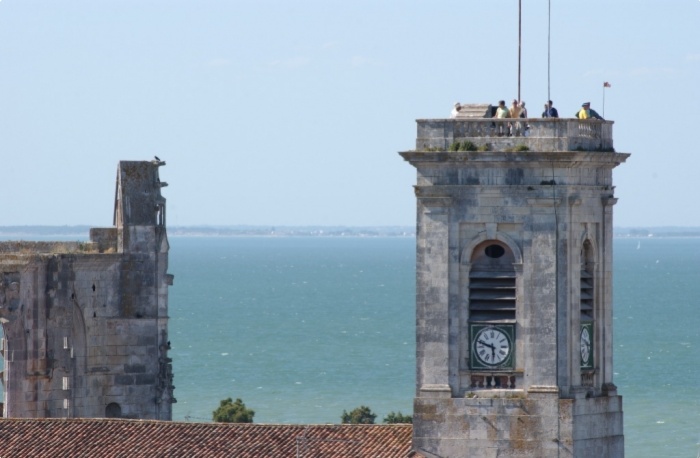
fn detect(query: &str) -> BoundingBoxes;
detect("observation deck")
[415,117,614,153]
[401,105,628,191]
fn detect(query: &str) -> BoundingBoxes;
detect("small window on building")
[484,244,505,259]
[105,402,122,418]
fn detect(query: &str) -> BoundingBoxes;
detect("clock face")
[580,327,591,364]
[580,323,594,369]
[474,327,512,367]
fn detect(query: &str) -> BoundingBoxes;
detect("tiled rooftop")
[0,418,420,458]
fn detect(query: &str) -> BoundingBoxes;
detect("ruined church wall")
[1,160,173,420]
[2,247,170,419]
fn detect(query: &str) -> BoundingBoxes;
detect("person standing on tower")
[519,101,528,118]
[494,100,509,118]
[509,99,522,136]
[493,100,510,136]
[575,102,604,120]
[542,100,559,118]
[509,99,522,118]
[518,101,529,136]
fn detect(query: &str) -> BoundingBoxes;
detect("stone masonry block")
[114,375,134,386]
[134,374,156,385]
[124,364,146,374]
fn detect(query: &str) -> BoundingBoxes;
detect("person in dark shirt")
[542,100,559,118]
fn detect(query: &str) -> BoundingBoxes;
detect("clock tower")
[400,109,628,457]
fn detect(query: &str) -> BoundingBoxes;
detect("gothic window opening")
[580,240,595,372]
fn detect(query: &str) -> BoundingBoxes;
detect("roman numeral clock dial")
[470,325,515,370]
[580,323,594,369]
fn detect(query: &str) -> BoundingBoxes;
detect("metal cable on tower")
[548,0,551,101]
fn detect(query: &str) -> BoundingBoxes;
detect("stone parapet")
[415,118,614,152]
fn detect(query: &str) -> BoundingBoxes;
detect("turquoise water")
[168,237,416,425]
[613,238,700,457]
[168,236,700,457]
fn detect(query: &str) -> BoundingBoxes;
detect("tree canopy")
[340,405,377,424]
[383,411,413,424]
[212,397,255,423]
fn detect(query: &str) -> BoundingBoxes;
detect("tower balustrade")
[416,118,614,152]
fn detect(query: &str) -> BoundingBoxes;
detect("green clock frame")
[470,323,515,370]
[580,322,594,370]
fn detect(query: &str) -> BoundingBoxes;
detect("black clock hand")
[478,339,495,350]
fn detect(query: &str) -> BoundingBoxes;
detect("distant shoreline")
[0,226,416,239]
[2,225,700,239]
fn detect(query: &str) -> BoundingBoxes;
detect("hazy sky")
[1,1,698,227]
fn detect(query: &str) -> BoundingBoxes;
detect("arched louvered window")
[580,241,595,372]
[469,241,516,323]
[581,242,594,323]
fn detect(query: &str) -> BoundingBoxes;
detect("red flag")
[603,82,611,88]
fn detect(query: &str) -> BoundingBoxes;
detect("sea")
[3,235,700,457]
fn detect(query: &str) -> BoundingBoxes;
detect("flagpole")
[602,84,605,118]
[602,82,610,118]
[518,0,522,102]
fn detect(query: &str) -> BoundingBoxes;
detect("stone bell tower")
[400,108,628,457]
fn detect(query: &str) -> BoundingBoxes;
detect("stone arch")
[461,231,523,266]
[70,297,88,417]
[70,297,88,372]
[0,276,26,418]
[579,231,598,263]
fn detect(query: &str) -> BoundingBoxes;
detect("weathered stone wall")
[413,395,623,457]
[0,160,174,420]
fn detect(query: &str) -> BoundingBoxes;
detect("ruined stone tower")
[0,160,175,419]
[401,110,628,457]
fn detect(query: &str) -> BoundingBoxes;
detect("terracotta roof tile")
[0,418,416,458]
